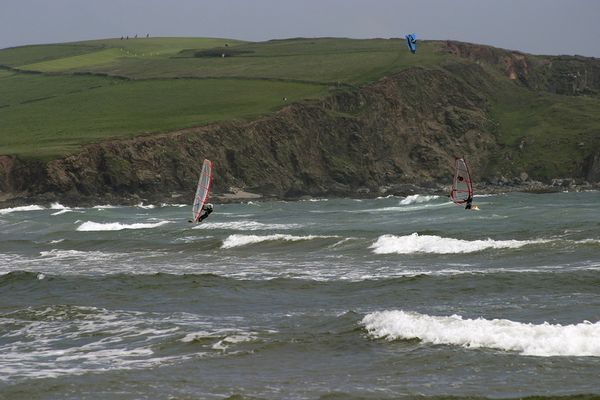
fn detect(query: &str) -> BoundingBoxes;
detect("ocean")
[0,191,599,399]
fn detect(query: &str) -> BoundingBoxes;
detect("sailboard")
[405,33,417,54]
[192,159,212,223]
[449,157,473,205]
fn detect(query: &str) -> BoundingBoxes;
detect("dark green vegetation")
[491,80,600,179]
[0,36,599,191]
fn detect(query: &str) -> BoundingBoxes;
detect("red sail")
[450,158,473,204]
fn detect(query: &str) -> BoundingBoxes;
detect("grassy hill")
[1,37,442,159]
[0,36,599,183]
[490,78,600,179]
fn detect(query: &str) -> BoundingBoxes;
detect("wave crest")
[362,310,600,357]
[370,233,544,254]
[77,221,170,231]
[399,194,439,205]
[0,205,45,215]
[221,234,336,249]
[195,221,301,231]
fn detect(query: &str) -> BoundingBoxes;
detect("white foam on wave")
[39,249,110,260]
[0,205,45,215]
[212,333,256,351]
[175,235,214,243]
[77,221,170,231]
[329,237,357,248]
[92,205,119,209]
[575,239,600,244]
[362,310,600,357]
[178,329,257,351]
[221,234,336,249]
[360,202,451,214]
[137,202,155,209]
[399,194,439,205]
[0,306,225,381]
[51,209,73,216]
[370,233,545,254]
[49,203,84,215]
[160,203,187,208]
[225,213,255,218]
[194,220,301,231]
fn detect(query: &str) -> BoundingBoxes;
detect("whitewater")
[0,191,599,399]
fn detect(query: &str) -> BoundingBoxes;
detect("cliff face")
[0,64,499,204]
[2,40,600,205]
[444,41,600,96]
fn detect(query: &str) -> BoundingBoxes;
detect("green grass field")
[0,75,326,158]
[1,36,598,180]
[0,43,101,67]
[13,37,442,83]
[0,37,440,159]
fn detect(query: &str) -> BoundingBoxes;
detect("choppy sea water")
[0,192,599,399]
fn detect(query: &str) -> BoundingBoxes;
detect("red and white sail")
[192,159,212,222]
[450,157,473,204]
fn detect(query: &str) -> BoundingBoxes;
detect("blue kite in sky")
[405,33,416,54]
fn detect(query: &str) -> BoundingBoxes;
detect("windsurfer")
[197,203,214,222]
[465,196,473,210]
[465,196,480,210]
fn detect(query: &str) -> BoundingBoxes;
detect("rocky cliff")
[1,42,599,206]
[444,41,600,96]
[1,63,500,205]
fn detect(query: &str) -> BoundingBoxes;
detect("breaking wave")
[195,221,301,231]
[137,202,155,209]
[51,209,73,216]
[77,221,170,231]
[221,234,337,249]
[370,233,545,254]
[0,203,79,216]
[0,205,45,215]
[362,310,600,357]
[399,194,440,205]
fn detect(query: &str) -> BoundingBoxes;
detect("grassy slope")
[0,74,325,159]
[17,37,247,73]
[76,38,443,83]
[0,43,101,67]
[490,80,600,178]
[0,37,440,159]
[0,36,598,180]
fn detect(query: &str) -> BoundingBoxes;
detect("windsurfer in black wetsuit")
[465,196,473,210]
[188,203,214,223]
[197,203,214,222]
